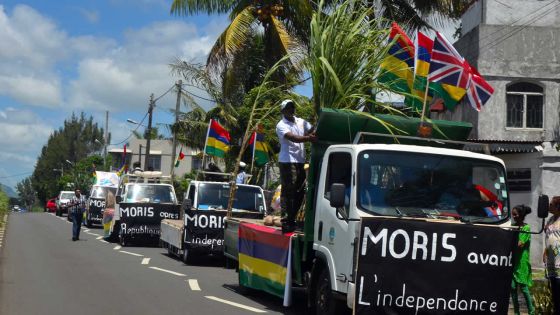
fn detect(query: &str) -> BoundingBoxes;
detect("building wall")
[110,138,201,177]
[448,1,560,267]
[499,152,545,266]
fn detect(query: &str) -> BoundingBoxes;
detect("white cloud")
[0,108,53,152]
[67,20,218,112]
[79,9,99,23]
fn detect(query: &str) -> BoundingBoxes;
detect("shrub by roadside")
[0,189,8,228]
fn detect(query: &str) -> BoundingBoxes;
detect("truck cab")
[312,143,511,310]
[161,180,266,264]
[111,171,180,246]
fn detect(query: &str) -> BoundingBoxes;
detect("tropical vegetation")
[32,113,105,202]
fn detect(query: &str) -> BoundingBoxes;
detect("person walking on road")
[275,99,316,233]
[70,189,86,241]
[510,205,534,315]
[545,196,560,313]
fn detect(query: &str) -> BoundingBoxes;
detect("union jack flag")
[428,32,471,89]
[465,63,494,111]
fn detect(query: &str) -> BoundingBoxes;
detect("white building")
[108,138,202,177]
[439,0,560,266]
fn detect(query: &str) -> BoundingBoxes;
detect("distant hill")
[0,184,18,198]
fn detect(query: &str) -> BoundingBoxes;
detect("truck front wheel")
[314,268,337,315]
[182,248,193,265]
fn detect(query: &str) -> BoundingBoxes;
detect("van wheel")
[86,217,92,228]
[314,268,337,315]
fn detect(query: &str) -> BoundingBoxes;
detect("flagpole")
[250,131,256,175]
[201,119,212,180]
[420,79,430,122]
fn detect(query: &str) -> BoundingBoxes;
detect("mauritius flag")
[407,31,434,111]
[249,131,269,167]
[378,22,415,94]
[204,119,230,158]
[238,222,293,306]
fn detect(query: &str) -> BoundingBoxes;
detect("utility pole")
[170,80,182,179]
[103,110,109,169]
[144,94,155,170]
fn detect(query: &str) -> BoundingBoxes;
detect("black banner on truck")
[354,217,517,315]
[184,210,226,252]
[119,203,180,237]
[88,198,105,222]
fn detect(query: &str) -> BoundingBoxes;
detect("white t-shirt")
[276,116,313,163]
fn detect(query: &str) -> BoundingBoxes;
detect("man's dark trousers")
[72,210,83,240]
[279,163,306,225]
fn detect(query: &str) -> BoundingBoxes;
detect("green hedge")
[0,189,8,227]
[532,279,553,314]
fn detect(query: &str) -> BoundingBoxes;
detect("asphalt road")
[0,212,310,315]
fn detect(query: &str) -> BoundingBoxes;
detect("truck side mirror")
[538,194,549,219]
[329,183,346,208]
[182,198,193,212]
[116,195,122,203]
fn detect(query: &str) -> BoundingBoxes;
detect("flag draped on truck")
[238,222,293,306]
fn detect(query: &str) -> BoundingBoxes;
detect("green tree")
[32,113,104,203]
[16,177,35,211]
[170,0,310,84]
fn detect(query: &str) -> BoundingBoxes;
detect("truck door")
[315,150,354,293]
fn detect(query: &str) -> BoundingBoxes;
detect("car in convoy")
[45,198,57,212]
[56,191,74,217]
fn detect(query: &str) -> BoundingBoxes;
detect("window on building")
[507,168,531,192]
[506,82,544,129]
[147,155,161,171]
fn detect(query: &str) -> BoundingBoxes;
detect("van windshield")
[357,150,509,223]
[60,192,74,200]
[125,185,176,204]
[90,186,117,199]
[197,183,264,212]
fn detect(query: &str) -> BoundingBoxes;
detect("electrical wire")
[181,88,216,103]
[154,84,176,102]
[109,111,149,146]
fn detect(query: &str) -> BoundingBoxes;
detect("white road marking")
[99,240,109,244]
[119,251,143,257]
[148,267,186,277]
[187,279,201,291]
[141,258,151,265]
[83,229,90,232]
[96,236,103,240]
[205,296,266,313]
[114,245,121,250]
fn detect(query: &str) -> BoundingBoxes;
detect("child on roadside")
[511,205,535,315]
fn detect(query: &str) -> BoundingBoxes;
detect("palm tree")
[170,0,311,79]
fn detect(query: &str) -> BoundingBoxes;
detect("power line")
[181,88,216,103]
[109,111,149,146]
[476,0,557,46]
[154,84,176,102]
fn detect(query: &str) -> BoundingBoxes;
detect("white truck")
[223,109,548,314]
[160,180,266,264]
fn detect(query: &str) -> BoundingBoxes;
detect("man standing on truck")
[70,189,86,241]
[276,99,316,233]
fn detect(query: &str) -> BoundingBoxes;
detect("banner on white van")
[95,171,119,188]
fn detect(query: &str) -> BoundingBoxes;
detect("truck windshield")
[197,183,264,212]
[357,150,509,223]
[125,185,176,204]
[90,186,117,199]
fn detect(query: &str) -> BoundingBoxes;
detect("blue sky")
[0,0,238,188]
